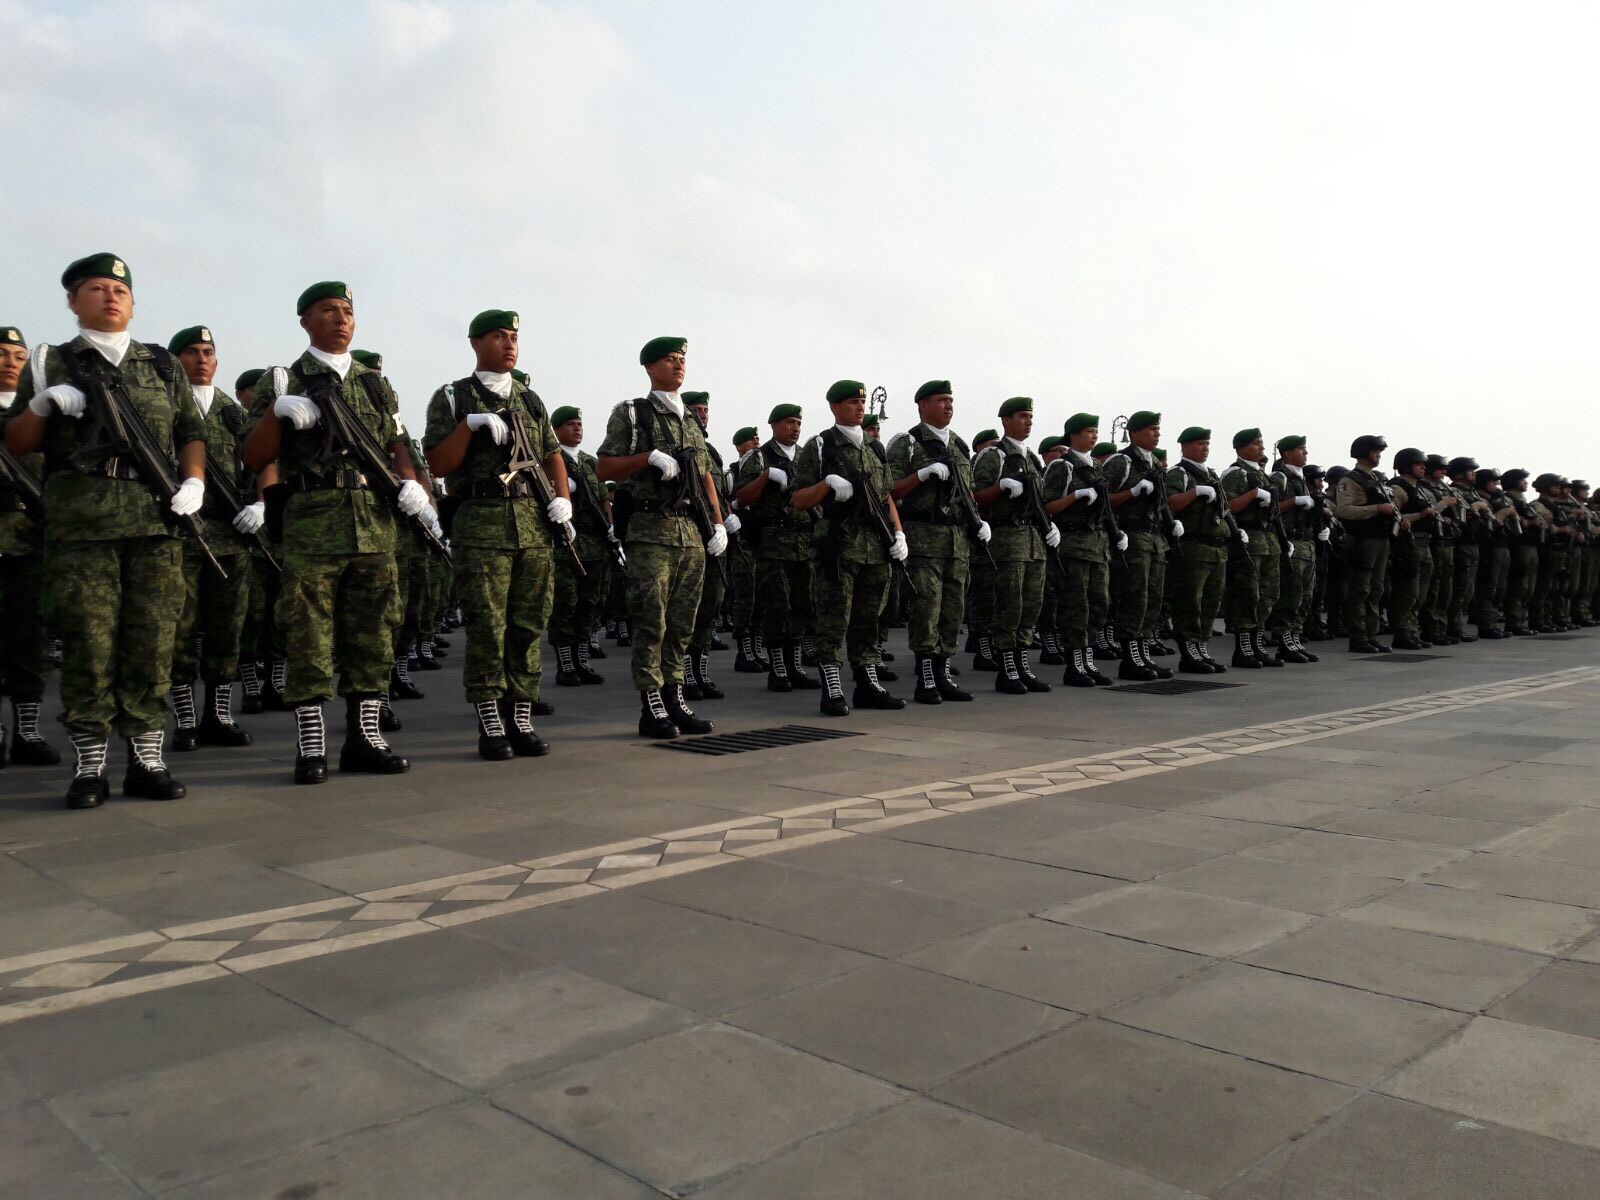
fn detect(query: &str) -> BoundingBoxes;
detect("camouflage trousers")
[1504,545,1538,628]
[1387,537,1431,638]
[1474,545,1509,630]
[50,536,183,738]
[625,539,705,690]
[0,552,50,702]
[1037,558,1058,640]
[394,534,434,655]
[1051,552,1110,647]
[1533,546,1572,627]
[1343,537,1390,640]
[905,552,969,656]
[991,556,1045,649]
[1110,532,1164,640]
[1580,547,1600,620]
[239,552,280,663]
[967,560,996,641]
[1164,542,1226,642]
[1225,545,1279,633]
[729,546,758,634]
[549,553,609,646]
[814,558,887,667]
[456,543,554,702]
[753,556,815,644]
[1451,544,1480,630]
[277,550,400,704]
[173,545,252,684]
[689,554,728,654]
[1267,543,1315,633]
[877,570,900,644]
[1423,543,1455,636]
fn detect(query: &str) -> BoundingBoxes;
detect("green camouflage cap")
[167,325,214,355]
[61,252,131,291]
[915,379,953,403]
[468,309,518,338]
[768,403,802,423]
[998,396,1033,418]
[639,336,686,364]
[550,405,581,427]
[826,379,866,404]
[297,281,352,313]
[1126,409,1160,432]
[0,326,26,349]
[1065,412,1099,436]
[733,426,759,445]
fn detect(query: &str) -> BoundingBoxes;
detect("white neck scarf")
[1283,462,1304,478]
[1131,444,1152,463]
[923,422,951,444]
[80,327,131,365]
[1070,448,1094,465]
[0,391,14,407]
[560,444,579,461]
[1235,457,1257,472]
[1182,457,1208,470]
[835,423,863,448]
[475,370,513,399]
[307,345,352,378]
[650,389,684,418]
[191,384,215,415]
[1004,436,1028,453]
[773,440,798,460]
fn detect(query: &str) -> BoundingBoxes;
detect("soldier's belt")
[1192,533,1231,546]
[1118,518,1156,532]
[467,478,535,499]
[287,467,369,493]
[77,455,144,482]
[900,511,959,526]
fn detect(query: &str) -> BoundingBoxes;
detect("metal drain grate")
[1106,679,1243,695]
[655,725,865,755]
[1361,653,1446,663]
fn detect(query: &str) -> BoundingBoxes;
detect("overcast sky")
[4,0,1596,472]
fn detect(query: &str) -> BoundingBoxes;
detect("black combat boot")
[1392,632,1427,650]
[1094,627,1120,661]
[663,683,714,734]
[691,651,724,700]
[766,641,793,693]
[819,663,850,717]
[429,634,449,656]
[801,636,819,667]
[1016,647,1052,692]
[1118,639,1160,681]
[339,695,410,775]
[264,659,289,711]
[638,689,677,738]
[1179,639,1213,674]
[913,655,942,704]
[753,634,772,670]
[475,700,514,761]
[378,693,401,733]
[1061,647,1096,687]
[973,634,999,672]
[199,681,253,747]
[1145,642,1175,679]
[390,656,425,701]
[853,663,906,709]
[735,632,764,673]
[575,641,605,684]
[873,652,898,682]
[65,733,110,809]
[506,700,550,756]
[615,618,632,647]
[1284,629,1318,663]
[878,642,896,663]
[1449,624,1478,643]
[1081,646,1113,685]
[787,642,820,689]
[934,655,973,701]
[292,704,327,784]
[1040,632,1065,665]
[995,648,1029,694]
[555,644,582,687]
[240,661,266,714]
[1255,631,1285,667]
[587,632,607,659]
[124,732,186,800]
[680,653,703,701]
[170,683,200,752]
[1195,638,1227,673]
[1147,637,1176,657]
[415,637,442,671]
[1231,631,1264,669]
[8,701,61,766]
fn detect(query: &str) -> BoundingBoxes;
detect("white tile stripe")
[0,664,1594,1027]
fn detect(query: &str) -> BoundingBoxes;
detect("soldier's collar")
[1069,448,1094,465]
[474,370,513,399]
[771,439,797,460]
[305,345,352,378]
[648,389,684,418]
[79,327,132,366]
[192,383,215,416]
[833,423,864,448]
[1003,436,1028,453]
[1181,457,1207,469]
[1282,462,1303,478]
[920,421,951,444]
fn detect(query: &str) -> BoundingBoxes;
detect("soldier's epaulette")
[1220,463,1243,477]
[974,444,1001,461]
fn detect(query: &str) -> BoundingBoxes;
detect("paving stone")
[903,917,1207,1012]
[1487,960,1600,1039]
[163,1099,654,1200]
[1318,807,1521,848]
[0,900,150,960]
[1240,917,1549,1010]
[280,844,508,893]
[1218,1091,1600,1199]
[698,1098,1195,1199]
[1102,811,1296,852]
[728,962,1072,1088]
[1424,852,1600,909]
[2,1102,142,1199]
[1109,961,1466,1085]
[1003,827,1227,881]
[1484,824,1600,868]
[1382,1016,1600,1150]
[933,1019,1350,1193]
[50,1028,464,1191]
[1186,793,1354,827]
[1394,790,1576,826]
[494,1025,898,1192]
[1242,829,1464,878]
[1344,882,1599,954]
[1154,854,1400,915]
[1041,884,1313,956]
[877,797,1148,854]
[354,966,695,1090]
[461,890,729,965]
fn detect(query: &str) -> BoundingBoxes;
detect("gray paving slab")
[727,961,1072,1089]
[1487,960,1600,1039]
[1102,810,1297,852]
[460,890,731,966]
[876,797,1149,854]
[1344,881,1599,954]
[1317,806,1522,848]
[1394,789,1577,825]
[50,1027,465,1192]
[1041,883,1314,956]
[1484,823,1600,868]
[1002,827,1228,881]
[1185,792,1356,827]
[494,1024,900,1193]
[698,1099,1196,1199]
[0,899,148,959]
[1424,851,1600,909]
[3,1102,141,1199]
[279,843,510,892]
[1217,1092,1600,1199]
[934,1019,1351,1193]
[1154,853,1401,915]
[1241,828,1466,878]
[86,865,342,929]
[1382,1016,1600,1150]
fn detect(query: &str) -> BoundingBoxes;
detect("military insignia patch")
[342,285,352,301]
[510,315,519,329]
[200,327,212,342]
[2,330,18,343]
[111,259,126,278]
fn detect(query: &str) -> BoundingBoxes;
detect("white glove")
[1255,487,1273,505]
[766,465,790,490]
[1192,484,1216,501]
[1238,528,1251,546]
[233,501,266,534]
[396,479,429,516]
[723,512,742,536]
[1073,487,1098,505]
[647,449,679,480]
[466,412,509,445]
[889,530,909,562]
[1115,532,1129,552]
[1045,524,1061,549]
[29,383,86,418]
[1130,478,1155,497]
[917,462,950,483]
[825,474,854,501]
[1171,519,1185,538]
[169,477,205,517]
[998,478,1024,498]
[1293,494,1314,508]
[420,503,439,530]
[1286,541,1296,555]
[606,526,622,545]
[1317,526,1331,542]
[975,520,991,543]
[706,524,728,556]
[546,497,573,526]
[273,393,320,430]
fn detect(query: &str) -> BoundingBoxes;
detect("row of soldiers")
[1,253,1592,812]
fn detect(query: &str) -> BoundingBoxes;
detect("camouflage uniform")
[688,440,731,657]
[1220,457,1281,634]
[1267,464,1317,636]
[735,439,814,646]
[1164,459,1230,645]
[1452,481,1488,634]
[549,444,612,650]
[727,448,760,640]
[1333,468,1394,642]
[795,428,891,668]
[423,375,559,703]
[1530,495,1571,629]
[393,439,437,665]
[971,438,1046,650]
[1503,489,1541,630]
[0,409,50,710]
[598,395,710,690]
[1043,450,1110,647]
[1418,476,1459,640]
[1102,446,1167,643]
[887,424,974,658]
[1387,475,1433,640]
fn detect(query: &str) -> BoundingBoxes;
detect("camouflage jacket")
[1220,457,1279,553]
[14,335,204,543]
[1044,451,1109,560]
[795,426,892,565]
[972,438,1046,562]
[886,424,974,560]
[1102,446,1165,533]
[1167,459,1228,541]
[195,390,252,551]
[597,394,711,548]
[733,439,812,562]
[560,445,611,563]
[0,391,44,555]
[423,374,557,551]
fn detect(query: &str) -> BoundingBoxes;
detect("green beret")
[61,252,131,291]
[510,369,529,383]
[350,349,383,371]
[1092,441,1115,457]
[973,428,999,446]
[826,379,867,405]
[1233,427,1263,448]
[468,309,519,338]
[550,405,581,427]
[1177,425,1210,444]
[1127,410,1160,432]
[768,403,802,423]
[0,326,26,349]
[998,396,1033,419]
[915,380,953,403]
[863,413,882,430]
[1065,412,1099,436]
[1039,436,1063,454]
[166,325,214,355]
[640,336,686,365]
[296,281,352,314]
[235,368,265,395]
[733,426,758,445]
[1153,448,1168,460]
[1276,434,1306,452]
[681,390,709,405]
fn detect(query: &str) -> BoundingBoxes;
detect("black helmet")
[1572,479,1591,493]
[1532,472,1561,491]
[1304,463,1325,480]
[1473,467,1501,487]
[1325,465,1349,484]
[1350,434,1387,459]
[1502,468,1530,487]
[1393,447,1427,471]
[1424,453,1448,472]
[1447,456,1479,476]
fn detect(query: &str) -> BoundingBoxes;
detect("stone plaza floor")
[4,628,1600,1197]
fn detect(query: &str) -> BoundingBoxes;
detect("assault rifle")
[819,439,916,596]
[1132,457,1183,560]
[912,429,994,567]
[500,409,584,576]
[205,449,279,571]
[667,447,726,586]
[1018,473,1063,568]
[567,461,625,571]
[0,442,43,516]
